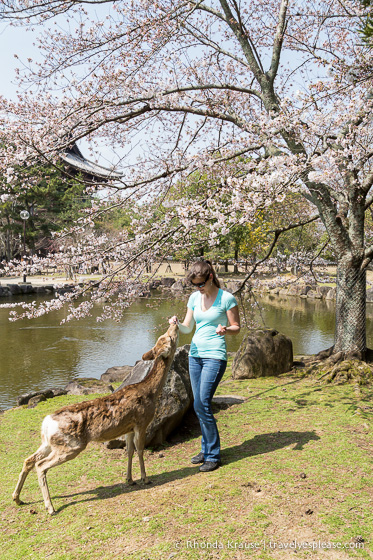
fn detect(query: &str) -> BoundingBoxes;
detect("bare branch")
[267,0,289,83]
[218,0,265,83]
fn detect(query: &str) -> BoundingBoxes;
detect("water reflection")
[254,295,337,355]
[0,295,189,410]
[1,292,373,410]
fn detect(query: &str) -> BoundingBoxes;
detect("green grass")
[0,364,372,560]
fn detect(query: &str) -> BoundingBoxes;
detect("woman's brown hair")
[187,259,220,288]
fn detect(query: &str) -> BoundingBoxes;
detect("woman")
[169,259,240,472]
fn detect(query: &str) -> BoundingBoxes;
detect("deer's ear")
[142,349,155,361]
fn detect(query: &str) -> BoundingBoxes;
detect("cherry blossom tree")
[0,0,372,358]
[358,0,373,41]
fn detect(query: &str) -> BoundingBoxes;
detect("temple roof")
[60,144,122,180]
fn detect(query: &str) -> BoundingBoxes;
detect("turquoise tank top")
[187,289,238,361]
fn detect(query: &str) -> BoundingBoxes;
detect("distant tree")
[359,0,373,43]
[0,162,89,260]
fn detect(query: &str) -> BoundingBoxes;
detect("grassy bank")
[0,363,372,560]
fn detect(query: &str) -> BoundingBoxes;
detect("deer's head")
[142,323,179,362]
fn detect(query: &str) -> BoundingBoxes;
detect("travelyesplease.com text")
[173,539,365,551]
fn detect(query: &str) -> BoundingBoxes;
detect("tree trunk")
[334,256,366,355]
[5,229,11,261]
[5,215,11,261]
[234,248,239,273]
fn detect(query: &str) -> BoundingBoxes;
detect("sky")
[0,21,41,100]
[0,17,120,168]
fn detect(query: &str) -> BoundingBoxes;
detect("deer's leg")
[13,444,50,505]
[125,432,136,485]
[134,426,150,485]
[35,446,83,515]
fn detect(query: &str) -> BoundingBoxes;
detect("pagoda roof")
[60,144,122,180]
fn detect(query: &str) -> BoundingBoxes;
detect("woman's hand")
[169,315,179,325]
[216,324,227,336]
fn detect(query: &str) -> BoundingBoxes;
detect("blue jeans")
[188,356,227,462]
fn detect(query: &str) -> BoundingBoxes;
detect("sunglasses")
[191,277,209,288]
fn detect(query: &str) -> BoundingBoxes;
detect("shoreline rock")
[64,378,115,396]
[0,283,72,298]
[17,388,68,408]
[0,273,351,304]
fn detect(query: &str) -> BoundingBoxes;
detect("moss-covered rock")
[319,360,373,385]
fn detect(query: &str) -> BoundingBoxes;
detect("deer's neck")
[145,354,175,396]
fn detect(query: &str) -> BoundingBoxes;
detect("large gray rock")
[101,365,133,384]
[281,284,313,297]
[232,328,293,379]
[115,361,154,390]
[147,344,192,445]
[110,344,192,447]
[268,287,280,295]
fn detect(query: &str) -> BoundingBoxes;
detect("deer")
[12,323,179,515]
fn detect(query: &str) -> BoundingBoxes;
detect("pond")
[1,291,373,411]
